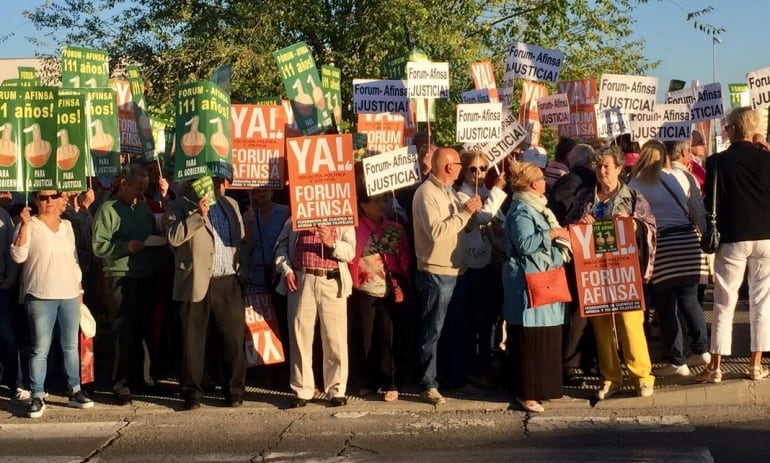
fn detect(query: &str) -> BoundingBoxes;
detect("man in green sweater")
[92,164,163,406]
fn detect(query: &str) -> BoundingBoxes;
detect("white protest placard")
[504,42,563,83]
[461,88,490,103]
[463,110,527,168]
[665,82,724,122]
[597,74,658,114]
[536,93,571,125]
[747,66,770,109]
[406,62,450,99]
[456,103,503,143]
[352,79,410,114]
[361,146,421,196]
[595,106,631,140]
[631,104,692,142]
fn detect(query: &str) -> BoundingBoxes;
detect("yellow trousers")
[590,310,654,387]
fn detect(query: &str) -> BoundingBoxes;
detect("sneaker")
[695,366,722,383]
[686,352,711,367]
[596,383,619,400]
[420,388,446,405]
[68,390,94,409]
[27,397,45,418]
[749,366,770,380]
[638,383,654,398]
[654,364,691,377]
[14,388,32,404]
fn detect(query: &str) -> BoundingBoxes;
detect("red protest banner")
[557,79,598,139]
[286,133,358,230]
[357,113,405,156]
[470,61,499,103]
[570,217,645,317]
[229,104,286,189]
[518,81,548,146]
[244,287,285,366]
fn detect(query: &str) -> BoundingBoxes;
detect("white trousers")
[711,240,770,355]
[287,272,348,400]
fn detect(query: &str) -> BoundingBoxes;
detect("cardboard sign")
[126,64,155,160]
[747,66,770,110]
[356,113,405,156]
[84,88,121,177]
[61,46,109,89]
[20,87,58,192]
[0,87,23,191]
[729,83,750,109]
[504,42,563,83]
[111,79,143,157]
[456,103,503,143]
[230,104,286,189]
[631,104,692,142]
[557,79,598,138]
[361,145,421,196]
[56,91,88,192]
[320,65,342,124]
[286,133,357,230]
[352,79,410,114]
[405,62,450,99]
[595,106,631,140]
[384,50,435,123]
[470,61,499,103]
[461,89,490,104]
[597,74,657,114]
[665,82,724,122]
[463,110,527,167]
[537,94,571,125]
[243,287,285,366]
[18,67,40,86]
[570,217,645,317]
[518,81,547,146]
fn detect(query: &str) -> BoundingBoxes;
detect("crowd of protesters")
[2,106,770,417]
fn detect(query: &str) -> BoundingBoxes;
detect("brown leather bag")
[524,266,572,308]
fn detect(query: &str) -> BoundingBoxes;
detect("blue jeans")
[653,282,708,365]
[26,296,81,398]
[416,271,457,390]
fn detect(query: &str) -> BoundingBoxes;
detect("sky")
[0,0,767,99]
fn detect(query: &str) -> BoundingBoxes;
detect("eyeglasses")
[36,193,62,202]
[468,166,488,174]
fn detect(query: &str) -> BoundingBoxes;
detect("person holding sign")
[566,146,657,400]
[502,161,571,413]
[11,191,94,418]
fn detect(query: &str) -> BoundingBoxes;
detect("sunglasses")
[36,193,62,202]
[468,166,488,174]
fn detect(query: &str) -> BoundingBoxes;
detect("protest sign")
[321,65,342,124]
[595,107,631,140]
[361,146,420,196]
[461,89,490,103]
[286,133,357,230]
[456,102,503,143]
[570,217,645,317]
[729,83,750,109]
[631,104,691,142]
[518,81,547,146]
[504,42,563,83]
[356,113,405,156]
[56,91,88,192]
[18,67,40,86]
[230,104,286,189]
[557,79,598,138]
[61,46,109,89]
[665,82,724,123]
[352,79,410,114]
[273,42,332,135]
[243,287,285,366]
[126,64,155,160]
[405,62,450,99]
[537,93,570,126]
[19,87,58,192]
[82,88,120,177]
[597,74,657,115]
[173,81,232,181]
[470,61,499,102]
[111,79,143,158]
[747,66,770,110]
[463,110,527,168]
[0,87,23,191]
[384,49,435,123]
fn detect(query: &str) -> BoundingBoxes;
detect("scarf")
[513,191,571,262]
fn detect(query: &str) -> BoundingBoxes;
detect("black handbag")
[701,157,720,254]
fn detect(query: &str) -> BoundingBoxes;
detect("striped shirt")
[292,229,339,270]
[208,201,236,277]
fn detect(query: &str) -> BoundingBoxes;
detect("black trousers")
[350,290,399,391]
[177,275,246,401]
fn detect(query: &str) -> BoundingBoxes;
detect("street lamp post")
[712,37,722,151]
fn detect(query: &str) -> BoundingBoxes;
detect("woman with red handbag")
[502,161,572,413]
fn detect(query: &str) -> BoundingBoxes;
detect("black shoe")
[183,398,201,411]
[289,397,307,408]
[329,397,347,407]
[114,393,132,406]
[27,397,45,418]
[226,397,244,408]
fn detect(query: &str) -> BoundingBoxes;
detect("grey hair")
[568,144,595,169]
[667,140,690,162]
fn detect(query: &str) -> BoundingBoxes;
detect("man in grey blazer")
[166,177,247,410]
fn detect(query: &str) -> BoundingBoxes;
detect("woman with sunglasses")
[10,190,93,418]
[454,150,507,386]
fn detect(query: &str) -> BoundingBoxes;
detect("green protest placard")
[0,87,23,191]
[273,42,332,135]
[18,67,40,87]
[57,91,88,192]
[127,64,156,160]
[321,65,342,124]
[384,49,435,122]
[84,88,121,177]
[1,80,20,87]
[729,83,750,109]
[61,46,109,89]
[174,81,232,181]
[19,87,58,192]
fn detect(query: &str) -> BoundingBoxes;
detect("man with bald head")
[412,147,482,404]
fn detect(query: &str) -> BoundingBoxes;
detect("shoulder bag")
[525,265,572,308]
[701,158,720,254]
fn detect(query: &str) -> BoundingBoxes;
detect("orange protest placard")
[557,79,599,139]
[570,217,645,317]
[111,79,142,155]
[470,61,499,103]
[286,133,358,230]
[229,104,286,189]
[357,113,405,156]
[518,81,548,146]
[243,287,285,366]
